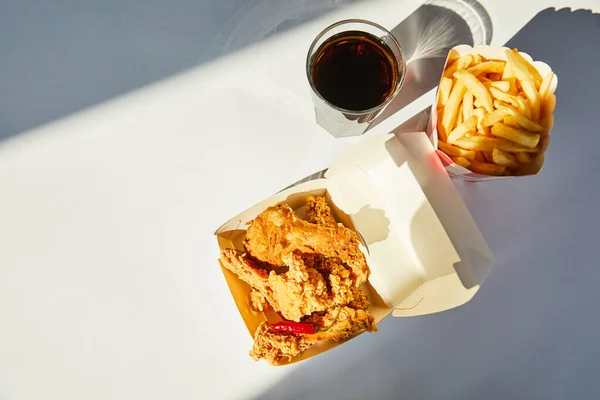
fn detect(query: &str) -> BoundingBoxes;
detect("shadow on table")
[366,0,492,131]
[0,0,363,142]
[252,7,600,400]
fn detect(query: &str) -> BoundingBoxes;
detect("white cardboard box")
[215,132,494,364]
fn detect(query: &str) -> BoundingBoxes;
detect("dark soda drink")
[311,30,400,112]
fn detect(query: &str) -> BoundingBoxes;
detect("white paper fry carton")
[215,132,494,365]
[427,45,559,182]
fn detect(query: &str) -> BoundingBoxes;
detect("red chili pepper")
[269,321,316,334]
[269,306,342,334]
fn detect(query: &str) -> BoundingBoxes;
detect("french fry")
[481,108,510,127]
[448,116,477,143]
[469,161,505,176]
[492,148,520,168]
[511,48,543,86]
[488,73,502,81]
[463,91,474,121]
[502,58,515,80]
[478,126,492,137]
[457,109,464,126]
[505,49,534,82]
[521,80,541,121]
[474,152,485,162]
[473,107,486,130]
[454,70,494,112]
[451,156,471,168]
[542,93,556,118]
[437,111,448,143]
[491,122,540,148]
[506,78,518,95]
[539,71,554,102]
[443,54,474,78]
[438,141,476,160]
[477,75,491,83]
[515,152,531,164]
[484,80,511,92]
[503,115,521,128]
[494,102,543,132]
[489,87,521,109]
[453,136,540,153]
[515,96,532,119]
[438,77,453,108]
[442,81,467,135]
[540,113,554,137]
[466,61,505,76]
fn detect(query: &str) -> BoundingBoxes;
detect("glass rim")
[306,18,407,116]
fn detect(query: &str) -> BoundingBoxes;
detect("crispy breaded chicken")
[244,204,369,286]
[249,305,377,365]
[219,196,377,365]
[306,195,338,227]
[220,249,359,321]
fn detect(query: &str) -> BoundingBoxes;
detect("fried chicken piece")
[249,306,377,365]
[248,289,270,312]
[347,286,370,310]
[306,196,337,227]
[307,305,377,342]
[249,322,312,365]
[244,204,369,286]
[221,249,348,322]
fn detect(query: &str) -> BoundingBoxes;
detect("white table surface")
[1,1,599,399]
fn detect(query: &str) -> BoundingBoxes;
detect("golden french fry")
[539,71,554,101]
[502,57,515,80]
[494,102,543,132]
[540,113,554,137]
[438,141,476,160]
[463,91,474,121]
[515,96,532,119]
[491,122,540,148]
[442,81,467,135]
[469,161,506,176]
[506,78,518,95]
[511,49,543,85]
[505,49,534,82]
[443,54,474,78]
[448,116,477,143]
[478,126,492,137]
[477,75,491,83]
[488,73,502,81]
[492,148,520,168]
[453,135,540,153]
[542,93,556,119]
[437,111,448,143]
[451,156,471,168]
[489,87,521,109]
[539,135,551,153]
[521,80,541,121]
[473,107,486,130]
[457,109,464,127]
[515,152,531,163]
[484,80,511,92]
[438,77,453,108]
[473,54,483,64]
[503,115,521,128]
[454,70,494,113]
[474,151,485,162]
[467,61,505,76]
[481,108,510,127]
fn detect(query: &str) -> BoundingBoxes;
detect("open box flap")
[326,132,495,317]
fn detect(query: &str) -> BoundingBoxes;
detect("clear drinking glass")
[306,19,406,137]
